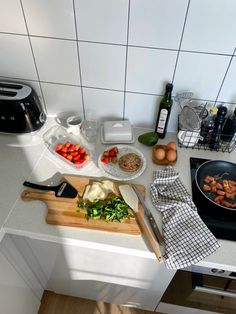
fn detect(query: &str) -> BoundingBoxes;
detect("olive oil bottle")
[155,83,173,138]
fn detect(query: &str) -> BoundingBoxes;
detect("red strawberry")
[101,157,109,164]
[111,146,118,153]
[68,146,75,152]
[65,141,71,148]
[78,147,85,154]
[75,159,85,164]
[109,150,116,157]
[71,151,79,157]
[103,151,110,157]
[72,144,79,151]
[66,154,73,161]
[61,146,68,153]
[59,152,67,158]
[73,155,81,162]
[55,143,63,152]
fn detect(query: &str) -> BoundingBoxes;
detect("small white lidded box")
[102,120,134,143]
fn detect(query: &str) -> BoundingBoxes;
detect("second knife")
[132,185,164,245]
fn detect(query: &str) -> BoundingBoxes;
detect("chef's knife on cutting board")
[132,185,164,245]
[23,181,78,198]
[119,185,163,262]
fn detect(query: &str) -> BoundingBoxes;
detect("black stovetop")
[190,157,236,241]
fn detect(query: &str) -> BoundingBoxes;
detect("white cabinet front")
[0,249,40,314]
[19,236,175,311]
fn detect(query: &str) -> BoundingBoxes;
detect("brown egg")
[166,141,177,151]
[154,148,166,161]
[166,149,177,162]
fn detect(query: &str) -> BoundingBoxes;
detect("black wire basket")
[177,120,236,153]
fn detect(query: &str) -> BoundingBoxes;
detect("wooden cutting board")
[21,175,145,235]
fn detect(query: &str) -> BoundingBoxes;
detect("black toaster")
[0,81,47,134]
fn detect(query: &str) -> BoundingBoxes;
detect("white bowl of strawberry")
[53,140,90,168]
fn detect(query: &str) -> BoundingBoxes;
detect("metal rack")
[177,123,236,153]
[178,135,236,153]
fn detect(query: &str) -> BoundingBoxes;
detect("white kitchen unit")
[10,235,175,311]
[0,235,42,314]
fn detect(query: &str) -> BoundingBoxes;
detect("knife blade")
[132,185,164,245]
[119,184,163,262]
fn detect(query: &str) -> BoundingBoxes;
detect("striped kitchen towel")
[150,166,220,270]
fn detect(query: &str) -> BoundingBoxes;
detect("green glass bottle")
[154,83,173,139]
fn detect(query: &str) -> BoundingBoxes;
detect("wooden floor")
[38,291,160,314]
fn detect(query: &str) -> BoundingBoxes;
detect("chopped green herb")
[77,196,131,222]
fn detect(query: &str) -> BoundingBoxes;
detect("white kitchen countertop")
[1,118,236,271]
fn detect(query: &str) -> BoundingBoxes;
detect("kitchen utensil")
[195,160,236,212]
[190,157,236,240]
[196,103,208,120]
[23,180,78,198]
[174,91,194,109]
[0,81,46,134]
[21,175,144,235]
[98,145,146,181]
[179,105,201,131]
[119,185,163,262]
[132,185,164,245]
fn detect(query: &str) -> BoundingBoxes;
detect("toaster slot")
[0,90,17,97]
[0,82,23,89]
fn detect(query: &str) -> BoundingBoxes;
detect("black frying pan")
[195,160,236,211]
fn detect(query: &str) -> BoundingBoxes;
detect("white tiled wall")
[0,0,236,131]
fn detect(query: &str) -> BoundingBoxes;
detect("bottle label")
[157,109,168,133]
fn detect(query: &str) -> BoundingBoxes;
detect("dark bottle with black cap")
[154,83,173,139]
[209,106,227,150]
[221,107,236,143]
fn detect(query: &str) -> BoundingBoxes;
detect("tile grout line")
[123,0,131,120]
[177,49,233,57]
[0,31,234,58]
[19,0,47,114]
[214,47,236,104]
[72,0,85,120]
[1,74,236,106]
[171,0,191,84]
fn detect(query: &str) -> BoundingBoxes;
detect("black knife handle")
[147,215,165,245]
[23,181,56,192]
